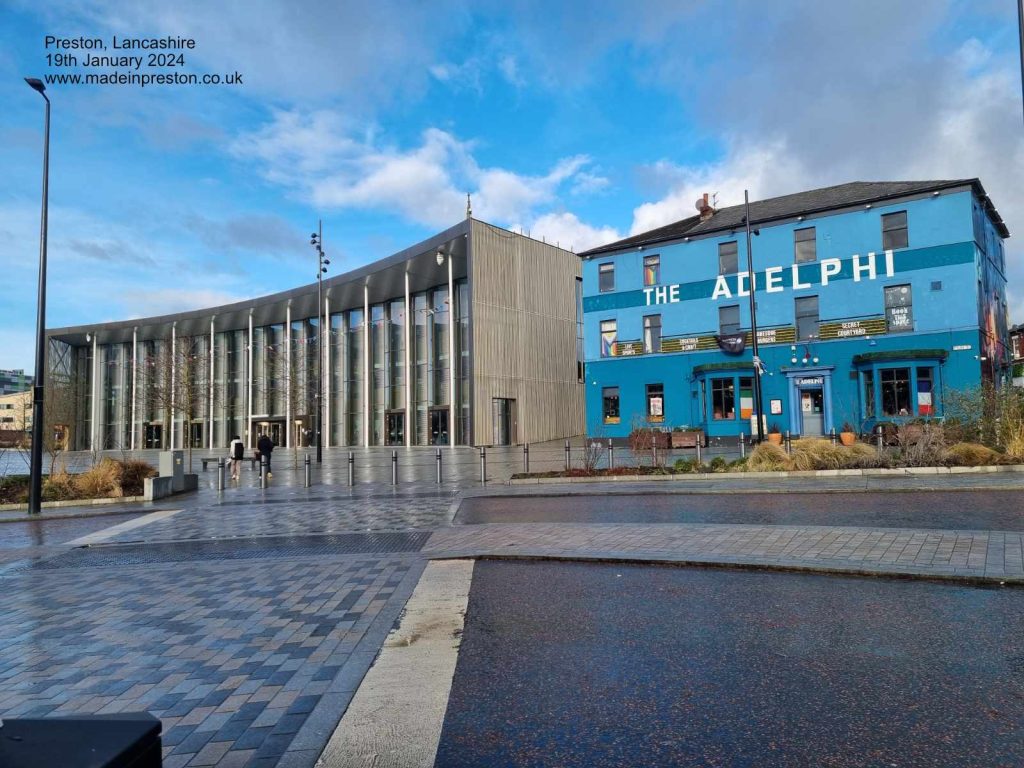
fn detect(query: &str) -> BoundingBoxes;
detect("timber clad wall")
[470,220,585,444]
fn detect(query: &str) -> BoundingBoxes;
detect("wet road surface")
[0,512,143,549]
[437,560,1024,767]
[458,490,1024,530]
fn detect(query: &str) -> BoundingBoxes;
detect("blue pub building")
[580,180,1011,441]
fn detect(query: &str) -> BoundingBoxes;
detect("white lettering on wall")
[711,275,732,300]
[821,258,842,285]
[791,263,811,290]
[638,250,900,305]
[853,252,877,282]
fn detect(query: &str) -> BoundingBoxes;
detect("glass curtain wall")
[214,329,246,446]
[100,343,132,450]
[253,324,285,418]
[346,309,364,444]
[413,293,429,444]
[455,280,470,444]
[73,345,92,450]
[370,304,386,444]
[330,313,345,445]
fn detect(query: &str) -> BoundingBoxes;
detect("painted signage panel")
[818,317,888,340]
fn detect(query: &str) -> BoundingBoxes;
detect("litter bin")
[0,712,162,767]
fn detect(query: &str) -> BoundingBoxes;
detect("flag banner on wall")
[716,334,746,355]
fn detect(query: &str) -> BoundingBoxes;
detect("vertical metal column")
[260,454,267,488]
[608,439,615,470]
[435,448,442,484]
[130,327,138,451]
[448,252,456,447]
[209,317,215,451]
[247,311,254,450]
[391,450,398,485]
[217,458,225,491]
[285,303,292,450]
[404,271,412,448]
[479,446,487,485]
[170,323,176,450]
[347,451,355,486]
[304,454,311,488]
[876,425,884,451]
[91,333,99,451]
[363,285,370,448]
[324,295,331,449]
[830,427,837,446]
[523,443,530,473]
[564,440,570,470]
[740,432,746,458]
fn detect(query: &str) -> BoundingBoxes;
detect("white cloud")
[522,211,622,253]
[234,115,604,229]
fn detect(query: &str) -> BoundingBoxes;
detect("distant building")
[1011,323,1023,387]
[580,179,1011,439]
[0,390,31,446]
[0,369,33,395]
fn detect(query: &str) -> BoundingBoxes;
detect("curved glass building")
[48,218,585,451]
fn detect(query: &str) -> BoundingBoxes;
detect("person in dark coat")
[257,432,275,477]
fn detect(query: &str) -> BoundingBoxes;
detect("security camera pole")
[24,77,50,515]
[310,221,329,463]
[744,189,765,443]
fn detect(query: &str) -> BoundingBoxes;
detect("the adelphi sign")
[643,250,897,306]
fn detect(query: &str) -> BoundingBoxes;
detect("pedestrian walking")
[228,434,244,481]
[257,432,275,478]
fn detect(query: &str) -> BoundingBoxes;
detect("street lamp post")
[310,222,329,463]
[743,190,765,444]
[25,77,50,516]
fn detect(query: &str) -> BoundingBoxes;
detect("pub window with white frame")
[884,284,913,332]
[599,262,615,292]
[600,319,617,357]
[718,241,738,275]
[646,383,664,422]
[882,211,908,250]
[794,227,816,263]
[643,314,662,353]
[795,295,819,341]
[719,305,740,336]
[602,386,620,424]
[643,255,660,286]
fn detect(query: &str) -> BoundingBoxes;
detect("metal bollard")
[260,455,267,489]
[608,439,615,470]
[830,427,837,446]
[784,430,792,454]
[523,443,530,473]
[304,454,311,488]
[347,451,354,486]
[740,432,746,459]
[479,446,487,485]
[876,425,884,451]
[217,458,225,491]
[653,442,658,466]
[435,448,442,484]
[564,440,571,471]
[391,450,398,486]
[696,438,702,464]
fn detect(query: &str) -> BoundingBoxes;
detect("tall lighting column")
[743,190,765,444]
[310,222,329,463]
[24,77,50,516]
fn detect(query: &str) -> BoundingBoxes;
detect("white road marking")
[66,508,185,547]
[318,558,474,768]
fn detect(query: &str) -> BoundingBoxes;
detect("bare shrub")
[119,459,158,496]
[42,471,78,501]
[73,458,124,499]
[944,384,1024,458]
[896,423,948,467]
[747,442,791,472]
[578,440,606,474]
[944,443,1004,466]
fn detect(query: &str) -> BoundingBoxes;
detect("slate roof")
[580,179,1008,256]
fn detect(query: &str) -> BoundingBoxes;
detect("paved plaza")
[0,454,1022,766]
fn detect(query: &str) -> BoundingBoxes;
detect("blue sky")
[1,0,1022,373]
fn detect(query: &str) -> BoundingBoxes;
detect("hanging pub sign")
[716,333,746,355]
